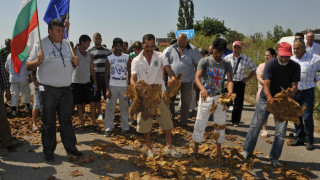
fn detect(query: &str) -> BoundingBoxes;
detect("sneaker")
[12,111,17,116]
[128,119,134,125]
[240,151,249,160]
[271,160,281,168]
[97,114,103,121]
[122,130,131,136]
[32,126,39,131]
[306,142,314,151]
[104,131,112,137]
[227,105,234,111]
[164,146,182,158]
[290,139,304,146]
[67,149,83,157]
[146,149,154,158]
[24,106,31,112]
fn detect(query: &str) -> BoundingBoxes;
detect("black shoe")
[7,145,17,152]
[290,139,304,146]
[104,131,112,137]
[67,149,83,157]
[44,153,55,162]
[306,142,314,151]
[122,130,131,136]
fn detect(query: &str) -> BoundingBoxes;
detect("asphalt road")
[0,101,319,180]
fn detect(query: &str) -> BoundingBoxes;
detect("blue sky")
[1,0,320,48]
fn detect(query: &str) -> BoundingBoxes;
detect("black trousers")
[40,85,77,155]
[231,81,245,124]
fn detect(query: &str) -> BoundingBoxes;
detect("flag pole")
[65,13,75,57]
[36,0,42,51]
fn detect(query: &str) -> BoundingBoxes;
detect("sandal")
[261,130,268,137]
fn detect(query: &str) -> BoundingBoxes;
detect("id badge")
[39,85,45,91]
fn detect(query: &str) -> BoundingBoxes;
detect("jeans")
[40,85,77,155]
[243,97,288,161]
[294,88,315,143]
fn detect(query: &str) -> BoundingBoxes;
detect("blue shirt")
[165,43,202,83]
[291,52,320,90]
[5,54,29,83]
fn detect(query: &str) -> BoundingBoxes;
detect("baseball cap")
[232,41,242,47]
[278,42,292,56]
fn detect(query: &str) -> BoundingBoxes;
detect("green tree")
[194,16,228,36]
[267,25,293,43]
[225,30,245,44]
[177,0,194,30]
[167,30,176,40]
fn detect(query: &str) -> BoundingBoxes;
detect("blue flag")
[43,0,69,24]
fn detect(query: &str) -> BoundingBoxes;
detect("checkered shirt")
[0,61,10,95]
[225,53,257,81]
[291,52,320,90]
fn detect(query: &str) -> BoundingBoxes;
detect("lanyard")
[50,39,66,67]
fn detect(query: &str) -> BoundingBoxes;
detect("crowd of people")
[0,18,319,167]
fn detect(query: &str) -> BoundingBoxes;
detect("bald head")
[293,39,306,59]
[177,33,188,51]
[306,32,315,46]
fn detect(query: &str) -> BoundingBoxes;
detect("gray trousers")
[104,86,129,131]
[40,85,77,154]
[170,81,193,124]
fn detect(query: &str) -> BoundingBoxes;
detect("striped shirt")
[225,53,257,81]
[0,61,10,95]
[291,52,320,90]
[89,46,111,73]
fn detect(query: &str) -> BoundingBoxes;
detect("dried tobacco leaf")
[266,88,305,125]
[163,73,182,103]
[69,170,83,177]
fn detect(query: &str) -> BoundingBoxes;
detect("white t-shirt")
[108,53,129,87]
[131,50,169,93]
[28,36,73,87]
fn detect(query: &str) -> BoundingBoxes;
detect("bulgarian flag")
[11,0,39,73]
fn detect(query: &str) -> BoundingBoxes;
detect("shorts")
[71,83,95,104]
[33,85,41,109]
[137,99,173,133]
[93,72,106,102]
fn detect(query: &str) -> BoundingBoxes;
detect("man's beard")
[278,59,289,66]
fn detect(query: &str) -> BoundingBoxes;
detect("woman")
[256,48,277,137]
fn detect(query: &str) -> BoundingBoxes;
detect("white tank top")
[108,53,129,87]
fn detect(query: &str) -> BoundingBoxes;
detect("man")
[131,34,181,158]
[241,42,301,168]
[0,38,11,64]
[225,41,257,126]
[104,38,131,136]
[290,39,320,150]
[305,31,320,55]
[164,33,202,126]
[0,60,22,151]
[192,38,233,157]
[123,41,130,54]
[88,33,111,121]
[26,18,82,162]
[294,33,304,41]
[72,35,98,131]
[5,54,31,116]
[208,45,213,55]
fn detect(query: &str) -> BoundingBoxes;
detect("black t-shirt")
[260,58,300,99]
